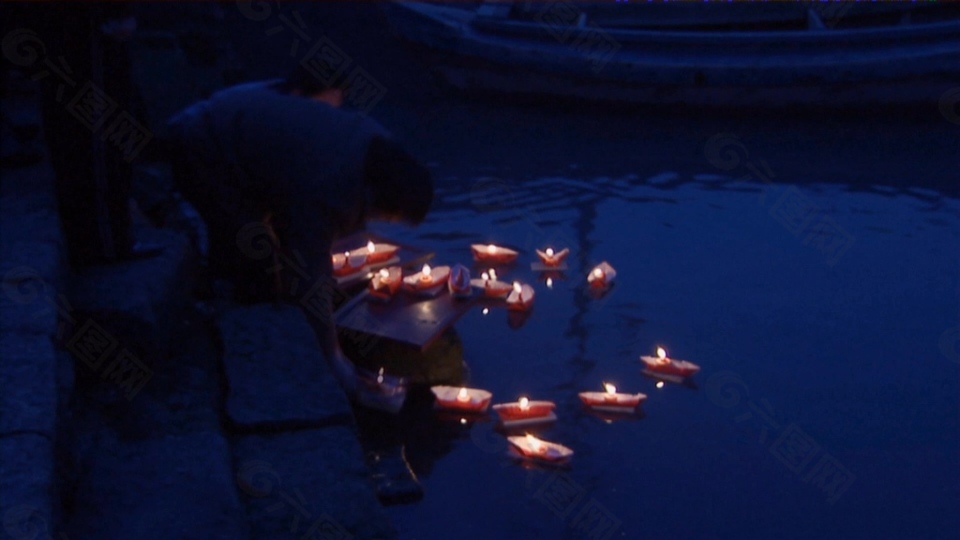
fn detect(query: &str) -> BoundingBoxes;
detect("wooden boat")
[383,1,960,106]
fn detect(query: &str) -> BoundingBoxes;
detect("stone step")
[66,227,195,372]
[63,432,249,540]
[217,304,354,432]
[0,433,55,540]
[233,427,397,540]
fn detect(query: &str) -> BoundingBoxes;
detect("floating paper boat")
[507,434,573,464]
[469,269,512,298]
[368,266,402,302]
[471,244,518,264]
[355,367,408,414]
[448,264,472,298]
[640,347,700,380]
[535,247,570,267]
[505,282,535,311]
[403,264,450,297]
[587,261,616,289]
[431,385,493,413]
[332,250,369,276]
[362,240,399,264]
[492,397,557,428]
[578,383,647,414]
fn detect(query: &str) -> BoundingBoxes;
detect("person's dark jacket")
[167,81,433,357]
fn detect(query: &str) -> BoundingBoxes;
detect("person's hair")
[363,136,433,225]
[276,62,349,96]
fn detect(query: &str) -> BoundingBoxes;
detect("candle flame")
[526,434,541,451]
[592,267,603,278]
[604,383,617,395]
[657,347,667,359]
[344,251,350,258]
[489,269,497,280]
[545,247,554,257]
[458,387,469,400]
[546,277,553,288]
[513,281,522,293]
[378,268,389,279]
[376,367,384,385]
[481,272,489,281]
[519,397,529,410]
[422,264,432,277]
[367,241,375,252]
[486,244,497,254]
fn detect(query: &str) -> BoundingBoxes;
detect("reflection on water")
[362,170,958,539]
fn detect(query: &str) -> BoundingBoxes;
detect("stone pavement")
[1,5,397,538]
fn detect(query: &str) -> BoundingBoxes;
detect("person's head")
[276,62,347,107]
[362,136,433,225]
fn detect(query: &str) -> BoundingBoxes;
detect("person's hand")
[329,347,359,394]
[100,16,137,42]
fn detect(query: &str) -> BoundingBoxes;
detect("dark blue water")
[219,3,960,538]
[370,168,958,540]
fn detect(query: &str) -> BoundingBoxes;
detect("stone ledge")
[218,304,353,431]
[0,332,57,438]
[62,432,249,540]
[233,427,396,540]
[0,433,55,539]
[66,227,194,362]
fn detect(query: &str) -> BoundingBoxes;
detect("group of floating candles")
[333,241,399,276]
[428,346,698,465]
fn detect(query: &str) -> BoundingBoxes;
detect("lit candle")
[420,264,432,283]
[376,367,384,385]
[489,269,497,281]
[587,261,616,289]
[603,382,618,402]
[518,397,530,410]
[513,281,522,301]
[640,346,700,379]
[378,268,390,282]
[526,434,545,454]
[481,271,489,283]
[486,244,497,255]
[506,282,535,311]
[367,240,376,254]
[545,247,554,257]
[431,385,492,413]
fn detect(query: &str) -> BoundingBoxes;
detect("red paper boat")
[362,241,399,264]
[492,398,556,428]
[469,269,512,298]
[355,367,408,414]
[587,261,616,289]
[535,247,570,267]
[431,385,493,413]
[579,383,647,414]
[403,264,450,297]
[505,282,535,311]
[640,348,700,378]
[507,435,573,464]
[367,266,402,302]
[471,243,519,264]
[332,251,369,277]
[448,264,472,298]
